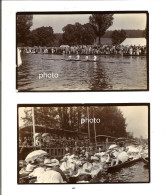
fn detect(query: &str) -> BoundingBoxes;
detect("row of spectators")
[19,45,147,56]
[19,135,90,149]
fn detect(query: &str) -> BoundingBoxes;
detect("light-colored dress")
[82,162,92,172]
[37,170,63,183]
[29,167,45,181]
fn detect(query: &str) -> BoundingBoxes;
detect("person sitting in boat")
[68,55,72,60]
[60,155,76,176]
[107,146,122,167]
[60,156,70,171]
[19,160,37,175]
[29,161,45,182]
[85,56,89,61]
[100,153,108,165]
[117,150,129,163]
[91,157,103,178]
[82,158,93,173]
[129,47,133,55]
[49,158,68,182]
[37,159,64,183]
[93,55,97,61]
[76,54,80,60]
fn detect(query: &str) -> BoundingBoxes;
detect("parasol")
[108,144,118,150]
[126,146,139,153]
[42,133,49,137]
[25,150,48,163]
[34,133,41,137]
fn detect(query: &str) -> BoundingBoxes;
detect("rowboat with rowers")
[41,58,130,64]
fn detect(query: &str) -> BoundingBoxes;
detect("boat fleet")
[19,143,148,183]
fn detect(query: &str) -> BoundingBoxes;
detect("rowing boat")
[65,59,98,62]
[42,58,130,64]
[42,58,98,62]
[106,158,142,173]
[123,54,146,57]
[141,155,149,165]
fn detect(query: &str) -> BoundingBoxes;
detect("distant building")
[120,38,146,46]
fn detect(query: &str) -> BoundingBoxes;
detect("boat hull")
[107,158,142,173]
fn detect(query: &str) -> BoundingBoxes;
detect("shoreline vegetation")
[17,14,147,48]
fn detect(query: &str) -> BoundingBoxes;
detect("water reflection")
[17,54,147,91]
[91,162,149,183]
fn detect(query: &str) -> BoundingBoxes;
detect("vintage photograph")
[18,104,150,184]
[16,12,148,91]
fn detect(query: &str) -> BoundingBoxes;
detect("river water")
[17,54,147,91]
[90,161,149,183]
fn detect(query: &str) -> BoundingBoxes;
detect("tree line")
[103,29,146,38]
[17,14,146,47]
[21,106,127,139]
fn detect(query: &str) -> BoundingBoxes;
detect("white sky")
[19,106,148,139]
[118,106,148,139]
[31,13,147,33]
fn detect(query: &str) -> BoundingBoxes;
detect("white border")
[2,0,167,195]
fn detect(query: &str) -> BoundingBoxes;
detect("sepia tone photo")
[16,12,148,91]
[18,104,150,184]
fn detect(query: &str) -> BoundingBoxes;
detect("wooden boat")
[19,158,142,184]
[106,158,142,173]
[42,58,98,62]
[42,58,130,64]
[141,156,149,165]
[123,53,146,57]
[65,59,97,62]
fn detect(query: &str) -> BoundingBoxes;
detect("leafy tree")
[89,14,114,45]
[62,23,96,46]
[104,29,145,38]
[30,26,54,46]
[82,23,96,45]
[62,24,77,45]
[111,30,127,46]
[21,106,127,140]
[17,14,33,46]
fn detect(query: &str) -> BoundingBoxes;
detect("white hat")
[44,159,59,166]
[108,144,118,150]
[91,156,99,161]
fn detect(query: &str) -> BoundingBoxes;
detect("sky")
[31,13,147,33]
[19,106,148,139]
[118,106,148,139]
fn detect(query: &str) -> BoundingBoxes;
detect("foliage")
[62,22,96,45]
[104,30,145,38]
[17,14,33,46]
[89,14,114,45]
[29,26,54,47]
[22,106,127,140]
[111,30,127,45]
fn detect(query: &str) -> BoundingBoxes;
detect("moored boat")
[141,154,149,165]
[106,158,142,173]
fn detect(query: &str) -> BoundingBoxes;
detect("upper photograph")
[16,11,149,92]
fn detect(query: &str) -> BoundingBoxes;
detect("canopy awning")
[121,38,146,46]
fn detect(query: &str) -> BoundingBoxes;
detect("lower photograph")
[18,103,150,184]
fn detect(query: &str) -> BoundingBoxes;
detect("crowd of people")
[19,135,90,149]
[19,44,147,56]
[19,143,147,183]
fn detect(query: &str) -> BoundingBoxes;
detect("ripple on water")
[17,54,147,91]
